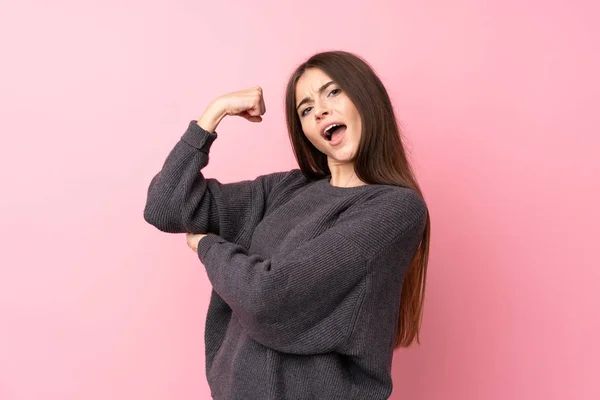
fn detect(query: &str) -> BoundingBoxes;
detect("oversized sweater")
[143,121,428,399]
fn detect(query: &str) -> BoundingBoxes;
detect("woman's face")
[295,68,362,164]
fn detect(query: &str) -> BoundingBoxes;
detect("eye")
[301,106,313,117]
[329,88,341,96]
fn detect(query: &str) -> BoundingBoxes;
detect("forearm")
[143,122,218,233]
[196,234,368,354]
[197,98,227,133]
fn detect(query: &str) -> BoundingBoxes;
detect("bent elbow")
[143,201,177,233]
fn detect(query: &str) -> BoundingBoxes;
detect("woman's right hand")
[197,86,266,132]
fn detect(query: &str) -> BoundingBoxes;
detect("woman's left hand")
[186,232,214,253]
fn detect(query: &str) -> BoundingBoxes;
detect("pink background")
[1,0,598,399]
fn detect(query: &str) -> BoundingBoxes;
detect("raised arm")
[143,87,298,244]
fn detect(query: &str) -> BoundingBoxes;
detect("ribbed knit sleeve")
[195,188,428,354]
[143,121,297,243]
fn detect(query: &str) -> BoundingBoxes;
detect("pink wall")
[1,0,598,399]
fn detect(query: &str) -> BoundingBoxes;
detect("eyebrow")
[296,81,335,111]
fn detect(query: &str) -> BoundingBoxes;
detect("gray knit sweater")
[144,121,427,399]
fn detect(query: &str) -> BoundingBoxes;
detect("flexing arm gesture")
[197,86,267,132]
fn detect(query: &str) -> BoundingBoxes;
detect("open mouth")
[323,124,347,141]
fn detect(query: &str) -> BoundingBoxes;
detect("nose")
[313,104,330,120]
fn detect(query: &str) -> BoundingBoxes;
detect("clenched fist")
[198,86,266,132]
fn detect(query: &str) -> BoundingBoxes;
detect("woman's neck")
[327,163,367,188]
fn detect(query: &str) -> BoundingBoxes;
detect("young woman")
[144,50,431,399]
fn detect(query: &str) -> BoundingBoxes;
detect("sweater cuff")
[181,120,218,153]
[197,234,228,262]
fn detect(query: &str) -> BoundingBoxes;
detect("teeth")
[323,123,344,140]
[325,123,341,134]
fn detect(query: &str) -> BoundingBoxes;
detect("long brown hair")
[284,50,431,348]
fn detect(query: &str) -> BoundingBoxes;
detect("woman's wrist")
[197,99,227,132]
